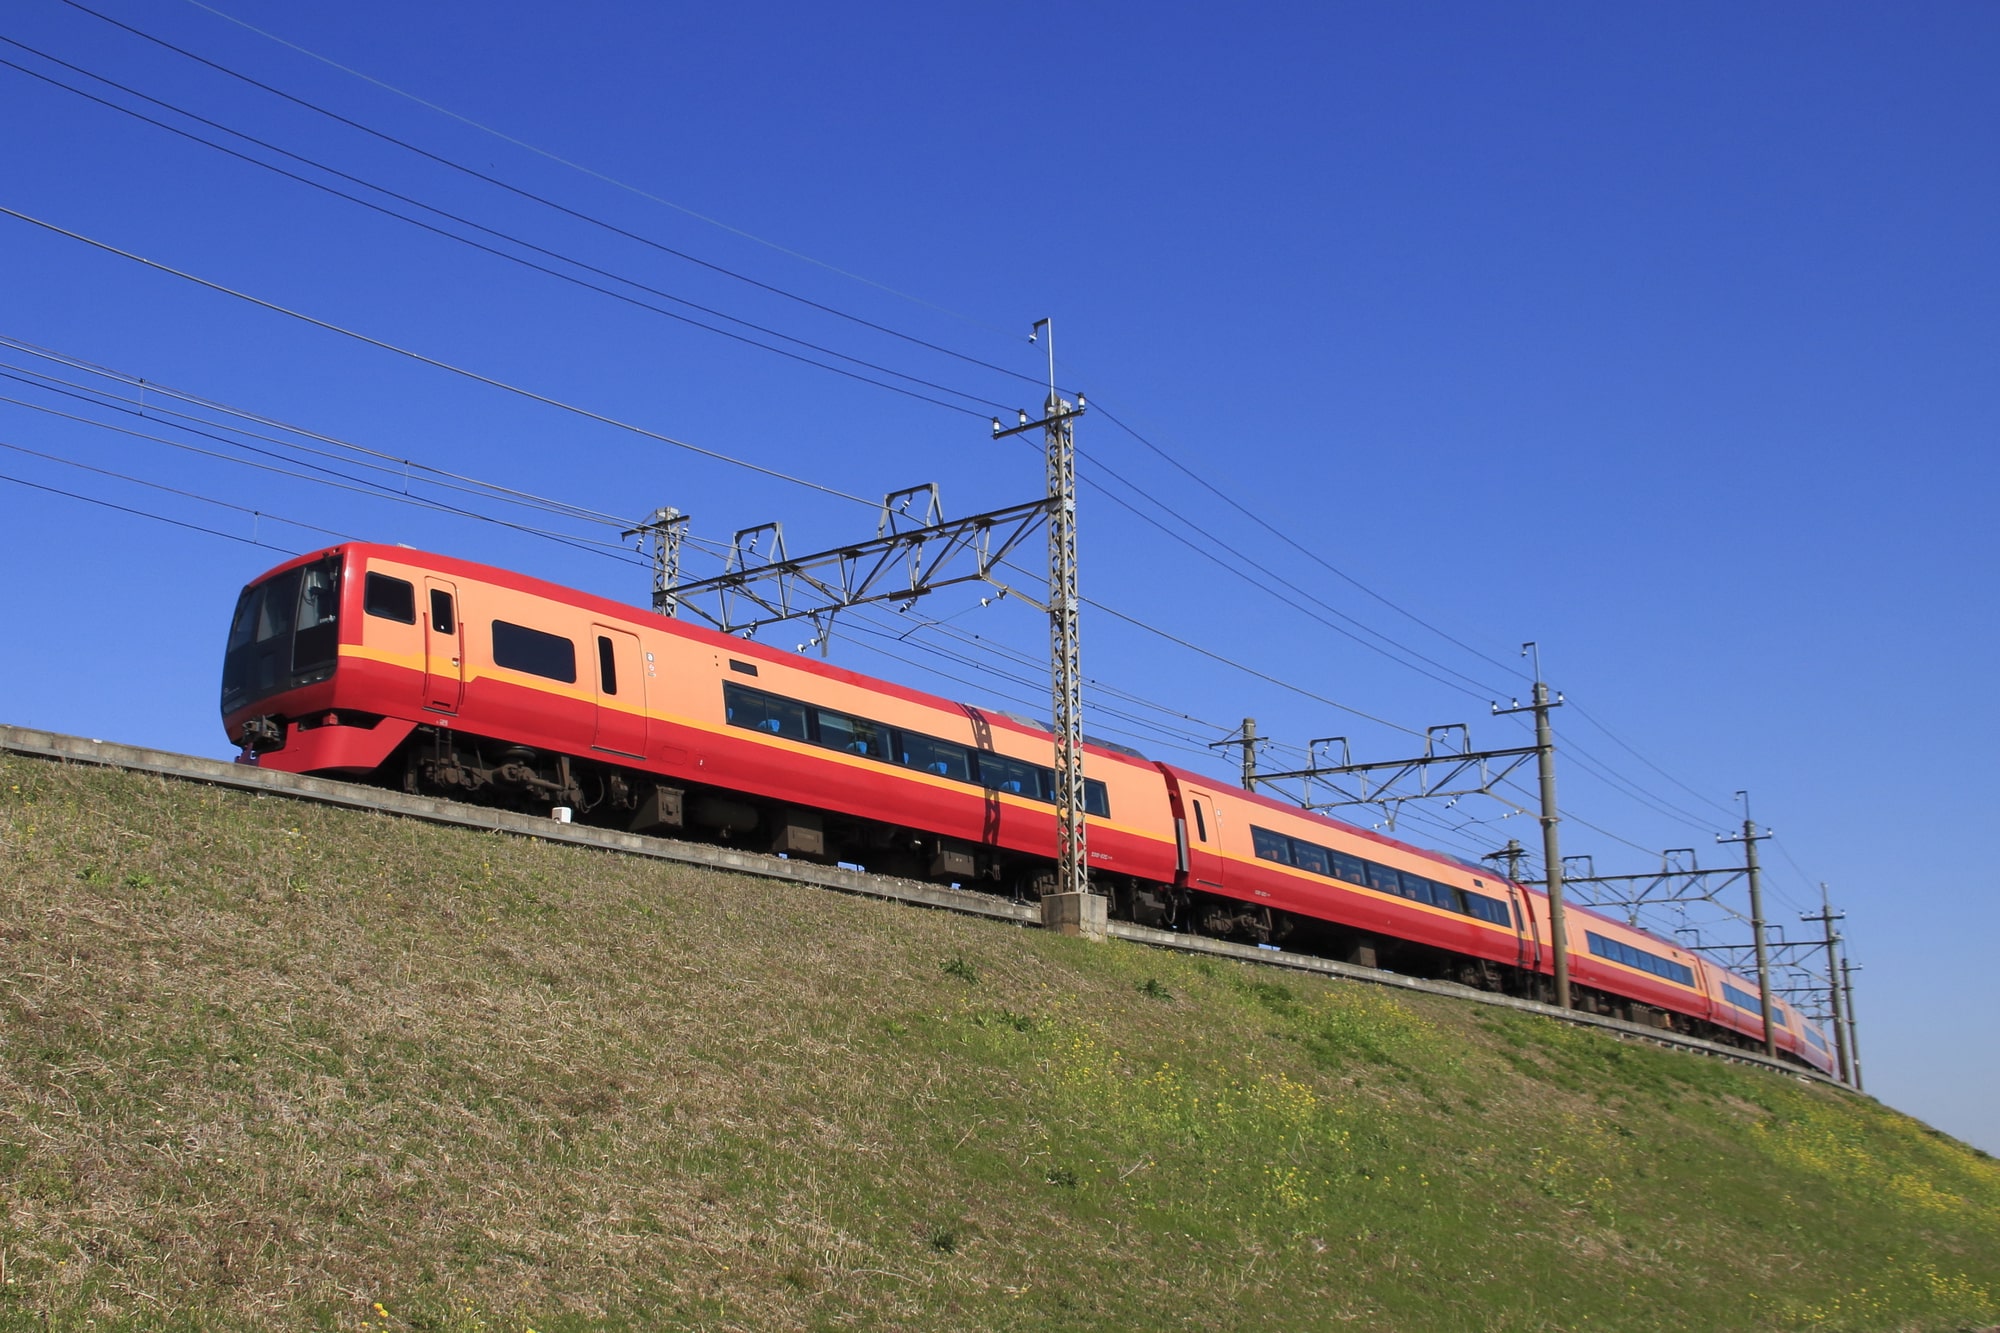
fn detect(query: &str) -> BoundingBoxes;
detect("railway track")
[1,722,1846,1090]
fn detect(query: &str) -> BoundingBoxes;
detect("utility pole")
[1803,883,1851,1085]
[1493,644,1568,1009]
[1482,838,1528,885]
[1209,718,1262,791]
[1842,958,1864,1092]
[993,318,1094,934]
[1718,792,1777,1057]
[622,506,689,617]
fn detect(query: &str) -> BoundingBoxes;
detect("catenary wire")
[0,205,879,509]
[1091,400,1534,687]
[0,355,639,545]
[2,335,635,528]
[1565,696,1743,822]
[0,46,1006,418]
[0,468,304,553]
[0,437,355,543]
[0,385,650,566]
[92,1,1041,362]
[177,0,1030,346]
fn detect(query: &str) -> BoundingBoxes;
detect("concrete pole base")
[1041,891,1108,940]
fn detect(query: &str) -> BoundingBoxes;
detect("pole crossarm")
[1254,727,1540,825]
[662,487,1054,646]
[1525,850,1749,921]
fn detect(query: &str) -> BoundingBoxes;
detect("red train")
[220,542,1836,1074]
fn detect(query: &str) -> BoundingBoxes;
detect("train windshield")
[221,554,342,714]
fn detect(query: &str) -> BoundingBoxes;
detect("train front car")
[220,543,423,777]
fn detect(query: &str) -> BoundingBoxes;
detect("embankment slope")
[3,753,1997,1331]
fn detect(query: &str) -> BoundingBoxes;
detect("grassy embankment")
[2,752,1997,1332]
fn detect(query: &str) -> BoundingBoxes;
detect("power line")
[0,467,302,553]
[176,0,1032,348]
[0,44,1008,418]
[0,345,632,534]
[0,381,646,565]
[1565,696,1742,822]
[1092,400,1534,687]
[0,436,354,543]
[1062,443,1509,701]
[0,205,877,509]
[91,1,1040,366]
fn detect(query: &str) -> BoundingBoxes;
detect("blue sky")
[2,1,1994,1150]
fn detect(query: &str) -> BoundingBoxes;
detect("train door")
[590,626,647,758]
[1506,883,1538,972]
[422,578,463,713]
[1180,784,1227,892]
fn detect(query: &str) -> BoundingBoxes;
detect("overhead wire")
[0,436,354,544]
[0,467,308,554]
[0,44,1007,418]
[0,378,648,565]
[2,335,634,528]
[176,0,1029,346]
[0,353,637,543]
[1091,400,1535,688]
[84,0,1041,365]
[0,205,879,508]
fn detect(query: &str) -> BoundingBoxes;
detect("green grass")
[2,752,1997,1331]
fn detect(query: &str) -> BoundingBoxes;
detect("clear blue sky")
[2,1,1994,1150]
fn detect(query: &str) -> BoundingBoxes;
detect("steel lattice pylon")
[1043,387,1086,898]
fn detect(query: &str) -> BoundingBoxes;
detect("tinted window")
[723,682,810,742]
[1367,862,1402,896]
[1192,800,1209,842]
[364,572,416,623]
[1084,778,1110,819]
[1465,891,1513,926]
[430,589,456,635]
[1252,827,1292,865]
[978,752,1045,800]
[1588,931,1695,987]
[597,636,618,696]
[492,620,576,683]
[902,732,972,781]
[818,709,889,758]
[255,568,301,644]
[1328,851,1367,886]
[292,558,341,674]
[1291,842,1329,877]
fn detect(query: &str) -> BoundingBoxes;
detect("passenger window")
[598,636,618,696]
[1084,778,1110,818]
[1366,862,1402,896]
[722,683,809,741]
[818,710,887,758]
[901,733,972,781]
[364,573,416,624]
[1293,842,1330,877]
[430,589,456,635]
[978,753,1044,799]
[491,620,577,683]
[1252,827,1291,864]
